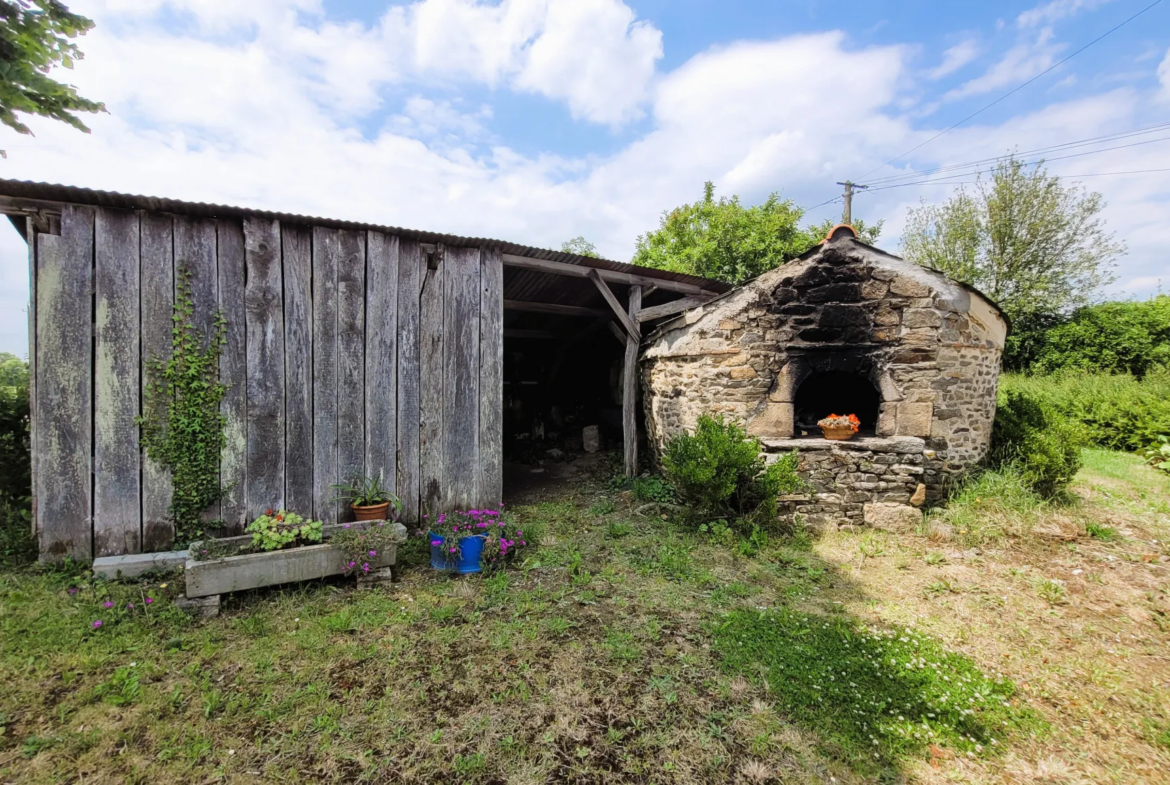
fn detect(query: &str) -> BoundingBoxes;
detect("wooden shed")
[0,179,727,561]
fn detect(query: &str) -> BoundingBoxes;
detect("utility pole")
[835,180,867,225]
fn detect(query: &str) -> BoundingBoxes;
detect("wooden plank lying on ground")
[94,207,141,556]
[35,204,94,561]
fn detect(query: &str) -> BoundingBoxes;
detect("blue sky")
[1,0,1168,355]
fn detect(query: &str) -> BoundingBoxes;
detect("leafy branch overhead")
[0,0,105,134]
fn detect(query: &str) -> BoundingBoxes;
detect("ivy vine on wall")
[138,267,228,544]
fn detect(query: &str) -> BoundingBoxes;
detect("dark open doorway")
[793,370,881,436]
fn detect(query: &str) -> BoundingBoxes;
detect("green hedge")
[991,388,1086,497]
[0,353,33,566]
[999,371,1170,453]
[1031,296,1170,377]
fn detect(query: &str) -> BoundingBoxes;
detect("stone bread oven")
[641,226,1008,529]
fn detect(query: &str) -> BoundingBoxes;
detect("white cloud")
[0,3,1167,357]
[928,39,980,80]
[945,29,1061,100]
[1017,0,1113,28]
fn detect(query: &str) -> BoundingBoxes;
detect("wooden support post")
[587,268,639,339]
[623,285,642,477]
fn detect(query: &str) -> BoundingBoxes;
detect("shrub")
[662,414,803,524]
[1032,295,1170,377]
[245,510,323,552]
[0,353,32,567]
[1000,371,1170,453]
[991,389,1085,497]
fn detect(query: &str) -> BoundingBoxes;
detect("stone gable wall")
[641,237,1007,523]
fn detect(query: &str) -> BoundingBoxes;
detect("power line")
[856,134,1170,192]
[863,121,1170,186]
[859,0,1166,179]
[862,166,1170,193]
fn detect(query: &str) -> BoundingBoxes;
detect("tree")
[803,217,884,247]
[632,182,881,285]
[0,1,104,135]
[561,236,599,258]
[901,157,1124,365]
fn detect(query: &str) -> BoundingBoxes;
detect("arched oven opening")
[793,370,881,437]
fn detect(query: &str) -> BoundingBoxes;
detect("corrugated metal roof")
[0,178,730,296]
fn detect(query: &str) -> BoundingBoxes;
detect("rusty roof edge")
[0,178,731,294]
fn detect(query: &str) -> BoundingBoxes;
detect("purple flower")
[145,598,154,605]
[92,620,103,629]
[449,547,457,553]
[431,540,441,547]
[368,550,377,557]
[103,601,114,608]
[126,603,135,610]
[362,563,370,573]
[343,523,351,529]
[68,587,78,595]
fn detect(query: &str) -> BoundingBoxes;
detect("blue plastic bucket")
[429,532,485,574]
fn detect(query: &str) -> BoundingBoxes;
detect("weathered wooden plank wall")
[93,208,140,556]
[33,208,505,559]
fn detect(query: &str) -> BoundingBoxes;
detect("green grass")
[711,609,1041,776]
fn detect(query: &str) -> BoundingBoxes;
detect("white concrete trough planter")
[181,521,407,613]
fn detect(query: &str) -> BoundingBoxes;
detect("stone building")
[641,226,1008,530]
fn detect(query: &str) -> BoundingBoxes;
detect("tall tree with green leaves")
[901,157,1123,366]
[560,236,599,258]
[631,182,881,285]
[0,0,104,135]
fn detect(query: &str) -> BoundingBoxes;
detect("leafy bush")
[1146,436,1170,474]
[1000,371,1170,453]
[991,389,1085,497]
[245,510,323,552]
[662,414,803,524]
[0,353,32,567]
[1032,295,1170,377]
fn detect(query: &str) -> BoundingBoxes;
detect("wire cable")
[859,0,1165,179]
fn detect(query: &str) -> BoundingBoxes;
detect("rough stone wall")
[642,235,1008,511]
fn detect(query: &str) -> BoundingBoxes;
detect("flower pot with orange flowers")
[818,413,860,441]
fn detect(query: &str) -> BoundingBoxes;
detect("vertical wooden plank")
[419,249,444,516]
[93,208,141,556]
[217,218,247,533]
[173,215,219,522]
[312,227,339,523]
[140,213,174,551]
[623,286,642,476]
[478,247,503,508]
[26,218,37,545]
[336,230,366,520]
[283,224,314,516]
[35,204,93,561]
[365,231,398,495]
[244,217,285,518]
[443,246,480,511]
[395,240,421,524]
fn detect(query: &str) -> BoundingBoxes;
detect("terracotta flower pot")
[820,425,857,441]
[353,501,391,521]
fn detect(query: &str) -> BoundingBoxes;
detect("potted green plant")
[333,474,403,521]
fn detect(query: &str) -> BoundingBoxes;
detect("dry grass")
[0,449,1167,783]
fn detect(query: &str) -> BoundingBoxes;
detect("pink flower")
[348,561,356,568]
[68,587,78,595]
[92,620,103,628]
[368,550,377,557]
[449,547,457,553]
[145,597,154,604]
[103,601,113,608]
[431,540,441,547]
[126,603,134,610]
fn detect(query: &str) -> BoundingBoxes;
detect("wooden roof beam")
[501,252,719,297]
[636,295,711,322]
[503,299,609,318]
[587,268,640,340]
